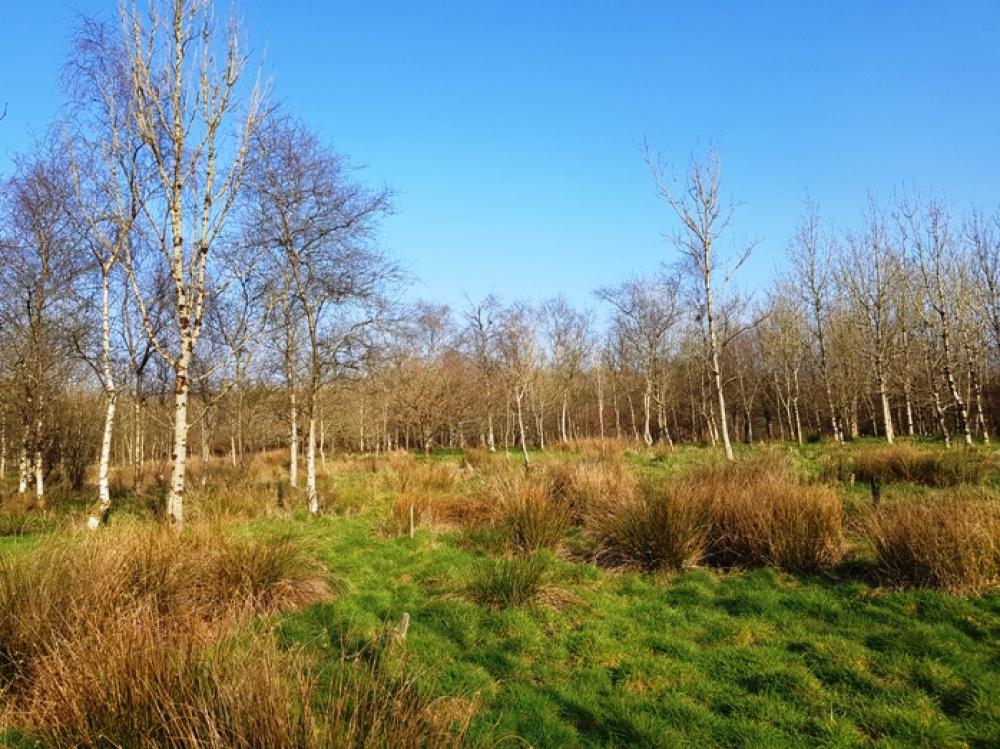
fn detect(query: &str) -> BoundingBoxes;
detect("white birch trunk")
[18,444,28,494]
[596,367,606,441]
[307,409,318,515]
[167,374,190,525]
[88,393,116,529]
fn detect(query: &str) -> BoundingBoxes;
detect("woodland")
[2,1,1000,525]
[1,2,1000,748]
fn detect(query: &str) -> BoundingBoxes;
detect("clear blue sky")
[2,1,998,311]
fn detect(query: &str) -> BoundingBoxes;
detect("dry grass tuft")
[688,455,845,574]
[853,444,991,487]
[585,480,707,572]
[492,473,572,555]
[0,520,474,747]
[383,455,461,495]
[0,525,330,696]
[18,620,473,749]
[866,493,1000,595]
[461,447,498,473]
[543,456,637,523]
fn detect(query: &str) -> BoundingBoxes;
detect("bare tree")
[787,200,844,442]
[839,197,903,443]
[109,0,266,524]
[462,294,503,450]
[62,15,151,526]
[758,290,808,445]
[247,113,396,514]
[899,197,973,445]
[496,302,538,467]
[540,295,594,444]
[644,145,756,460]
[0,139,88,503]
[596,273,681,446]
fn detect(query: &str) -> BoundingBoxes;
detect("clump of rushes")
[466,552,554,611]
[866,492,1000,595]
[853,443,992,487]
[386,489,434,537]
[461,447,497,473]
[19,618,474,749]
[585,480,707,572]
[543,455,637,523]
[691,455,845,574]
[0,525,330,699]
[493,473,572,555]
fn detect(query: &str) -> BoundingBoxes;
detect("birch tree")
[112,0,266,524]
[788,201,843,441]
[63,16,149,526]
[496,302,538,467]
[840,198,902,443]
[899,198,973,445]
[645,145,756,460]
[247,113,395,514]
[462,295,503,450]
[595,274,681,446]
[540,296,594,444]
[0,140,87,504]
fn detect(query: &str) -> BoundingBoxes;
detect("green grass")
[266,501,1000,748]
[4,444,1000,747]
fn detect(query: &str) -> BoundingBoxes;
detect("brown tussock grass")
[853,443,992,487]
[866,491,1000,595]
[689,455,845,574]
[585,480,707,572]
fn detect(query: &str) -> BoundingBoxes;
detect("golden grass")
[866,492,1000,595]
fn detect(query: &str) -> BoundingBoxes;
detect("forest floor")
[2,439,1000,748]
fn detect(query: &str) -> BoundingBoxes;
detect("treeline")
[294,191,1000,458]
[2,1,999,525]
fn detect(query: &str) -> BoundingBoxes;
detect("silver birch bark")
[116,0,264,524]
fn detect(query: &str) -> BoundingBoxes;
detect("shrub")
[691,456,845,574]
[466,553,553,611]
[866,494,1000,595]
[585,480,706,572]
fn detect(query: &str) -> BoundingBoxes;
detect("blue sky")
[2,1,998,311]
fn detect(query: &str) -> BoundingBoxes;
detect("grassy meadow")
[2,439,1000,747]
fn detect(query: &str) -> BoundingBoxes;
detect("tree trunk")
[642,378,654,446]
[597,368,606,441]
[307,408,318,515]
[515,388,530,468]
[289,390,299,487]
[18,437,28,494]
[167,366,191,526]
[200,417,210,489]
[88,392,116,529]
